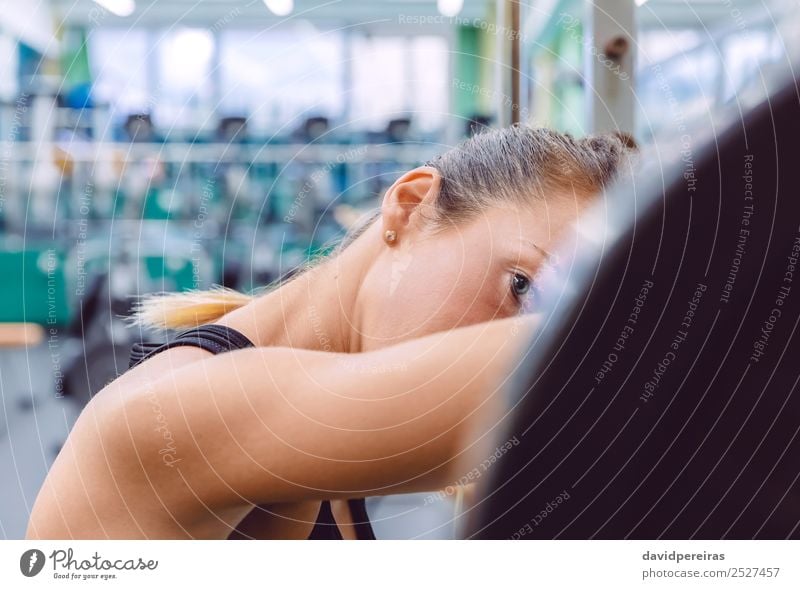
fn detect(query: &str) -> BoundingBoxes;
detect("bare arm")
[28,314,537,539]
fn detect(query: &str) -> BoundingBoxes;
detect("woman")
[27,126,634,539]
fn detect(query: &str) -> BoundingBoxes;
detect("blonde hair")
[129,285,256,331]
[131,126,636,332]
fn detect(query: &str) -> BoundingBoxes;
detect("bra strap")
[129,324,255,368]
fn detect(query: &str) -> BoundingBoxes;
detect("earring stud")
[384,230,397,243]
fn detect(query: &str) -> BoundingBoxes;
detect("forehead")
[471,198,584,248]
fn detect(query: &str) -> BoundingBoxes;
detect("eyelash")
[510,272,532,304]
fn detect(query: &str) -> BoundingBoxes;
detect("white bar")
[584,0,636,134]
[0,141,442,164]
[1,540,798,587]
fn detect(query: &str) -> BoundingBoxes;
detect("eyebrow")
[522,239,555,261]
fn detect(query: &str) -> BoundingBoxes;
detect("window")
[219,28,344,132]
[88,28,150,114]
[351,34,449,133]
[409,36,448,132]
[155,28,215,131]
[351,35,407,130]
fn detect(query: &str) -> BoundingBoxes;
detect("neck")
[223,228,376,353]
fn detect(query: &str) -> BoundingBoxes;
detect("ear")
[380,166,442,243]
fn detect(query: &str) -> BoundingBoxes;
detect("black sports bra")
[128,324,376,540]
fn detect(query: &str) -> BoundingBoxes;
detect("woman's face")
[355,194,588,351]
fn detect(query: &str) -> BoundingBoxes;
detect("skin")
[26,167,592,539]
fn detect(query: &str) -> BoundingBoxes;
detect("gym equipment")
[0,324,44,347]
[465,65,800,539]
[58,223,216,404]
[0,245,70,326]
[123,114,160,143]
[216,116,249,144]
[466,114,492,137]
[386,118,411,143]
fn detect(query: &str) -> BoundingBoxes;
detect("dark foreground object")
[467,73,800,539]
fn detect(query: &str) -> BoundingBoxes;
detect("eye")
[510,272,531,299]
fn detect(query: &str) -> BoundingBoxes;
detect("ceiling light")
[92,0,136,17]
[437,0,464,17]
[264,0,294,16]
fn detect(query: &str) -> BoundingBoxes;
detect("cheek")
[403,246,504,328]
[369,233,507,340]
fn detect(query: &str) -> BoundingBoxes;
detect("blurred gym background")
[0,0,796,539]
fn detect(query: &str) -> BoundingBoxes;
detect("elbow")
[26,387,138,538]
[27,380,179,539]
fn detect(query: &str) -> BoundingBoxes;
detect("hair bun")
[611,131,638,151]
